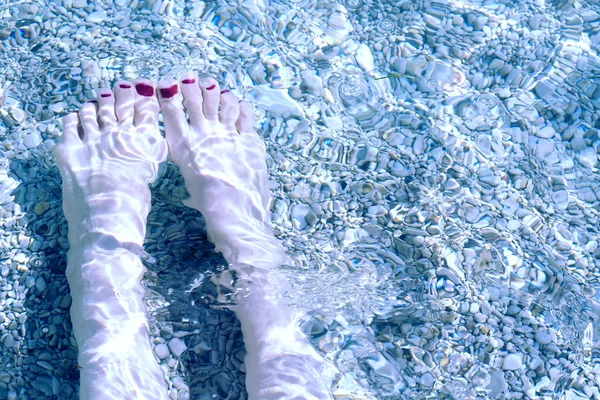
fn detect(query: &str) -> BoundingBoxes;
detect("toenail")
[119,84,132,89]
[159,85,178,99]
[100,93,111,98]
[136,84,154,97]
[182,79,195,84]
[206,84,216,91]
[87,100,98,103]
[220,89,230,94]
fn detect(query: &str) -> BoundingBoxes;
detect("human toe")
[113,80,135,126]
[198,76,220,121]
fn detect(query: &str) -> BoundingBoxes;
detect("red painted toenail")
[136,84,154,97]
[220,89,230,94]
[87,100,98,103]
[160,85,178,99]
[100,93,111,98]
[206,84,216,91]
[119,84,131,89]
[182,79,195,84]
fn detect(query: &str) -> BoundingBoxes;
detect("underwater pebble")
[22,131,42,149]
[502,353,524,370]
[154,343,170,360]
[168,338,187,358]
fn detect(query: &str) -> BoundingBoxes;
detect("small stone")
[59,294,72,309]
[502,353,523,371]
[575,148,598,168]
[355,43,374,71]
[535,125,555,139]
[534,80,556,99]
[25,276,35,288]
[34,202,50,215]
[23,131,42,149]
[534,331,553,345]
[452,15,464,26]
[35,276,46,293]
[3,335,15,348]
[168,337,187,357]
[528,15,541,30]
[420,372,435,388]
[300,72,323,96]
[87,10,107,23]
[154,343,170,360]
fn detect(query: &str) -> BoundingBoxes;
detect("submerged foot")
[156,72,283,265]
[52,81,169,399]
[157,72,334,400]
[53,79,168,243]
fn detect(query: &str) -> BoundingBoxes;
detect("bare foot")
[157,72,334,400]
[156,72,285,266]
[53,79,168,245]
[52,80,169,399]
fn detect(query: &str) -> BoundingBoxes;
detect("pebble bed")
[1,0,600,399]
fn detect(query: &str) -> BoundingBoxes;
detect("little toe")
[235,101,257,135]
[198,77,220,120]
[219,90,240,132]
[59,112,83,146]
[52,112,83,165]
[79,101,101,142]
[133,79,159,128]
[97,87,117,130]
[114,80,135,126]
[180,71,205,129]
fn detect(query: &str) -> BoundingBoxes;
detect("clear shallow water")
[1,0,600,399]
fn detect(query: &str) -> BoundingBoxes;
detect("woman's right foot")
[157,72,334,400]
[156,71,283,266]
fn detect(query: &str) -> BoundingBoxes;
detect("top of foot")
[157,71,285,267]
[52,79,168,244]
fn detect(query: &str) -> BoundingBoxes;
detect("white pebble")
[502,353,523,371]
[576,147,598,168]
[168,338,187,358]
[534,331,553,345]
[87,10,107,23]
[535,125,555,138]
[355,43,375,72]
[154,343,170,360]
[23,131,42,149]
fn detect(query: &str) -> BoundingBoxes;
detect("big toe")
[157,76,191,160]
[133,79,159,128]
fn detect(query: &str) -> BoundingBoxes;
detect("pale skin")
[53,71,333,399]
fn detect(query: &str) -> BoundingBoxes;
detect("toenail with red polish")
[136,84,154,96]
[100,93,111,98]
[160,85,178,99]
[206,84,216,91]
[87,100,98,103]
[182,79,195,84]
[119,84,131,89]
[220,89,230,94]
